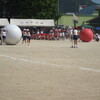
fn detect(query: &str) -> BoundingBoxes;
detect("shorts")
[27,36,30,40]
[73,35,79,40]
[23,36,27,40]
[2,36,6,40]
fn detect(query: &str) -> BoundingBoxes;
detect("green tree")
[31,0,61,21]
[19,0,33,18]
[0,0,60,21]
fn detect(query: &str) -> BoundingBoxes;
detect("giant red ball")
[80,28,93,42]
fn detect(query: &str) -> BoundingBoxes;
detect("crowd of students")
[0,26,100,47]
[21,26,100,47]
[21,27,80,47]
[29,27,73,40]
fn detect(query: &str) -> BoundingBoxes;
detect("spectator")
[22,28,27,44]
[1,28,7,45]
[26,29,31,45]
[72,27,79,48]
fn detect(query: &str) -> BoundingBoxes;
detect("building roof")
[0,18,9,26]
[86,6,100,27]
[10,19,55,27]
[78,5,97,15]
[86,16,100,22]
[86,16,100,27]
[95,7,100,10]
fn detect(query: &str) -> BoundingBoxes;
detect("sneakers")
[75,45,78,48]
[71,45,74,48]
[71,45,78,48]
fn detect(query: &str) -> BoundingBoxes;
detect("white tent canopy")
[10,19,55,27]
[0,18,9,26]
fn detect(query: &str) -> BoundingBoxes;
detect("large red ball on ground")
[80,29,93,42]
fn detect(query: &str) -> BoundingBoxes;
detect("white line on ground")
[0,54,100,73]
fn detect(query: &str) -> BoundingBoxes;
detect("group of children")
[22,28,31,45]
[0,28,31,45]
[68,27,80,48]
[0,26,99,48]
[0,27,80,47]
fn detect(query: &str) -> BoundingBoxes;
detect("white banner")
[0,18,9,26]
[10,19,55,27]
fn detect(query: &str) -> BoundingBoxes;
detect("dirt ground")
[0,39,100,100]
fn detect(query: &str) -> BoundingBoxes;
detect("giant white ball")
[4,24,22,45]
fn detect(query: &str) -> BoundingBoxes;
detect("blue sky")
[91,0,100,4]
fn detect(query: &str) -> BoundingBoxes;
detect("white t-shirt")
[23,31,27,36]
[69,29,73,35]
[73,29,78,35]
[2,31,6,36]
[27,32,31,36]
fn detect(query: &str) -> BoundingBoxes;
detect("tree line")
[0,0,60,21]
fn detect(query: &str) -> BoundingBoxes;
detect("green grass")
[57,15,96,27]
